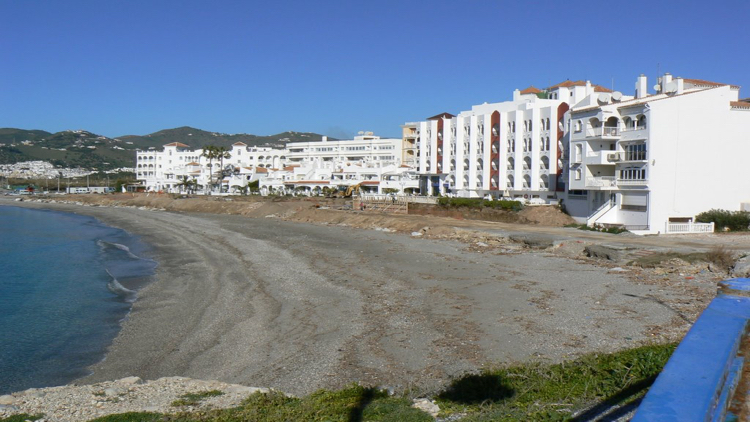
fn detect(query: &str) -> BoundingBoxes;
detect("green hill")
[0,127,333,170]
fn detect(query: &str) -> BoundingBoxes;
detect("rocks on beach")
[0,377,270,422]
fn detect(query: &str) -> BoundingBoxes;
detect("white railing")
[585,127,620,138]
[585,176,616,187]
[617,179,648,186]
[665,222,715,234]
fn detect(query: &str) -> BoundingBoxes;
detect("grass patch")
[166,385,431,421]
[87,412,165,422]
[435,343,675,421]
[171,390,224,407]
[9,345,674,422]
[437,197,524,211]
[0,415,44,422]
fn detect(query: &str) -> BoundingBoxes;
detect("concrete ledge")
[632,278,750,421]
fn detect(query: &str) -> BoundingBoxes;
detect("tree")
[176,175,197,194]
[201,146,218,194]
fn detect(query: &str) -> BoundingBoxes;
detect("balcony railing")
[585,176,616,187]
[590,126,619,138]
[617,179,648,186]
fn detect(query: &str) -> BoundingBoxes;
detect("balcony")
[617,179,648,186]
[585,151,616,165]
[585,176,616,188]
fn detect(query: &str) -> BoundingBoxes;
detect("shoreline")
[0,197,727,399]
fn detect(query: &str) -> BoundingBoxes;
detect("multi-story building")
[135,134,415,195]
[564,73,750,234]
[400,123,420,168]
[412,81,611,198]
[285,133,403,168]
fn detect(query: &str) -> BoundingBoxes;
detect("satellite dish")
[653,84,661,92]
[598,93,609,103]
[612,91,623,101]
[665,81,678,93]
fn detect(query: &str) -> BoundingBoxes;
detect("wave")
[97,240,155,262]
[105,269,137,303]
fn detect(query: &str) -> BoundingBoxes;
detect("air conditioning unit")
[608,153,621,162]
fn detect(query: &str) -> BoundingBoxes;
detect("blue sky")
[2,0,749,139]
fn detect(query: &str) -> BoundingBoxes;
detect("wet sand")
[2,199,702,396]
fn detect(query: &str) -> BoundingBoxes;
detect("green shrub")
[436,197,524,211]
[696,209,750,231]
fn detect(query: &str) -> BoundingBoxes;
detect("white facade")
[135,135,416,195]
[565,73,750,234]
[411,81,611,198]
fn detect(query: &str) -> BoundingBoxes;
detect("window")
[619,167,647,180]
[625,143,647,161]
[575,120,582,132]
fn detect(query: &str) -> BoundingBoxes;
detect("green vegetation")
[171,390,224,407]
[1,344,676,422]
[436,343,675,421]
[437,197,524,211]
[565,223,628,234]
[696,209,750,232]
[0,415,44,422]
[87,413,164,422]
[0,127,331,170]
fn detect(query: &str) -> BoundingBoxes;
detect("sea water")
[0,206,156,394]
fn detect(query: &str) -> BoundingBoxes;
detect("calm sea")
[0,206,156,394]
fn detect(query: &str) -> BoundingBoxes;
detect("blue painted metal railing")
[633,278,750,422]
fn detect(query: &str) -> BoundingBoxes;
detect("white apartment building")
[285,133,403,168]
[135,134,416,195]
[412,81,612,198]
[564,73,750,234]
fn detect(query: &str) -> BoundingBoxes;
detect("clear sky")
[2,0,749,139]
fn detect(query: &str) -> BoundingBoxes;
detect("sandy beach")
[0,198,721,397]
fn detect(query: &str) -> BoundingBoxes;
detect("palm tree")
[176,175,196,194]
[215,146,231,192]
[201,146,217,194]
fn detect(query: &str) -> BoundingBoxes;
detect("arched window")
[575,120,582,132]
[546,118,551,130]
[637,115,647,129]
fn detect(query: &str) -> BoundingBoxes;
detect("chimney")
[322,136,327,142]
[676,77,684,95]
[635,74,648,99]
[661,73,673,94]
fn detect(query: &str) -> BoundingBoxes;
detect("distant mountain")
[0,127,332,170]
[117,126,329,150]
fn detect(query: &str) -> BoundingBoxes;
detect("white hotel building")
[564,73,750,234]
[410,80,612,199]
[135,134,416,194]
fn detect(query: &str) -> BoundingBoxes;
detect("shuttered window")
[621,193,648,211]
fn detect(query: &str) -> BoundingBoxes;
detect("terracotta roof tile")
[519,86,542,95]
[164,142,190,147]
[730,101,750,109]
[682,78,740,89]
[547,80,612,93]
[360,181,379,185]
[232,142,248,146]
